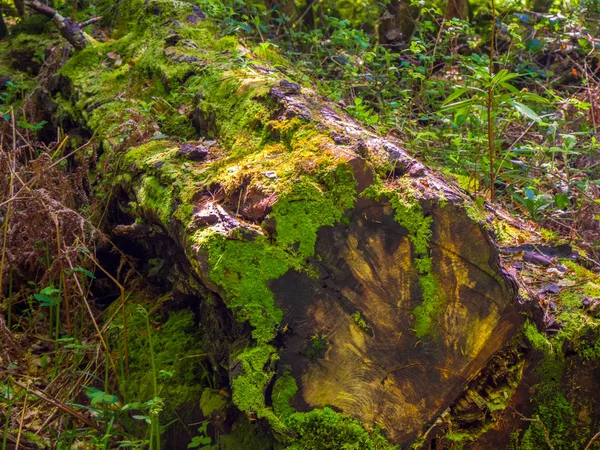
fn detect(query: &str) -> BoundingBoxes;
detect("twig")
[64,254,118,377]
[0,133,97,210]
[510,405,555,450]
[11,379,103,432]
[14,386,29,450]
[584,430,600,450]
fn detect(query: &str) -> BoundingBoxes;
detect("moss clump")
[136,176,174,225]
[200,388,229,417]
[106,304,208,424]
[219,420,275,450]
[284,407,397,450]
[351,311,371,332]
[523,320,552,353]
[515,320,585,450]
[9,14,53,36]
[230,344,277,413]
[304,333,329,359]
[272,164,356,257]
[202,235,295,343]
[272,371,298,418]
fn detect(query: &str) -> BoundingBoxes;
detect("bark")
[0,12,7,39]
[24,0,94,50]
[378,0,419,46]
[13,0,25,17]
[531,0,554,13]
[264,0,297,21]
[47,0,522,446]
[445,0,469,20]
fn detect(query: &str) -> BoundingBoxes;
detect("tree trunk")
[378,0,419,46]
[0,12,7,39]
[13,0,25,17]
[45,0,522,446]
[265,0,297,21]
[445,0,469,20]
[531,0,554,13]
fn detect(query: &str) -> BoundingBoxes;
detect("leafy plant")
[512,186,553,221]
[188,422,216,450]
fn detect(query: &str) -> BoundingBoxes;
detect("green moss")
[220,420,275,450]
[9,14,53,36]
[203,236,294,343]
[230,344,277,413]
[412,272,444,338]
[272,371,298,418]
[350,312,372,332]
[136,176,174,225]
[523,320,552,353]
[272,164,356,257]
[107,305,207,423]
[200,388,229,417]
[284,407,397,450]
[305,333,329,359]
[516,320,585,450]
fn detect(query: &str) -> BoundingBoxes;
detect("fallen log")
[46,0,522,446]
[24,0,94,50]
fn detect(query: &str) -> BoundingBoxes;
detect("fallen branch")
[24,0,95,50]
[11,379,103,432]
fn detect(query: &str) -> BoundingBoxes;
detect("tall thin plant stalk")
[140,306,160,450]
[487,0,497,201]
[1,382,12,450]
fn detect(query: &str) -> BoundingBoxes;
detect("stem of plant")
[7,270,12,329]
[1,382,12,450]
[488,0,497,202]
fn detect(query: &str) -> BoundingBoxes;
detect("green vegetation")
[2,0,600,448]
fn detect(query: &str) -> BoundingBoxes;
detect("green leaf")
[72,267,96,279]
[441,98,475,111]
[554,193,570,209]
[510,101,541,122]
[443,87,470,105]
[34,294,59,307]
[514,13,530,23]
[526,39,543,52]
[520,92,550,103]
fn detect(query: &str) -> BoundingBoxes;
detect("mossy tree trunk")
[36,0,523,446]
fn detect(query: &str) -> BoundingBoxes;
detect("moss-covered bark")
[34,0,523,446]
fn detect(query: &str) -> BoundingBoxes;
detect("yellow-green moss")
[350,311,372,333]
[272,164,356,257]
[284,407,397,450]
[272,371,298,418]
[200,388,229,417]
